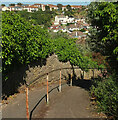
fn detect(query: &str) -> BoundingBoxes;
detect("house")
[75,18,81,22]
[54,15,69,25]
[7,4,39,12]
[23,5,38,12]
[52,27,59,32]
[34,3,46,11]
[11,6,23,11]
[67,23,80,31]
[68,16,75,23]
[59,26,68,32]
[50,25,59,29]
[83,28,89,33]
[71,5,81,9]
[34,3,42,8]
[47,4,58,11]
[83,23,90,29]
[62,5,67,11]
[9,6,22,11]
[49,25,59,32]
[21,4,30,7]
[2,6,10,11]
[69,31,86,38]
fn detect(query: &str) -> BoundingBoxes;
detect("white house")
[71,5,81,9]
[2,6,10,11]
[34,3,47,11]
[59,26,68,32]
[47,4,58,11]
[68,16,75,23]
[9,6,23,11]
[41,4,46,11]
[34,3,42,8]
[54,15,69,25]
[62,5,67,11]
[54,15,74,25]
[23,5,38,12]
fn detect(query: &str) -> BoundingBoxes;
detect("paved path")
[42,86,93,118]
[2,82,102,119]
[2,83,58,118]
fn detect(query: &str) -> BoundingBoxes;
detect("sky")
[1,0,91,2]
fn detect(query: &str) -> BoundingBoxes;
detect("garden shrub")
[90,74,118,119]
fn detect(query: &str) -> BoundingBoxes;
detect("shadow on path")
[65,72,92,91]
[29,83,66,120]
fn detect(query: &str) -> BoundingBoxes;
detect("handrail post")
[59,69,62,92]
[70,70,72,86]
[93,68,94,80]
[47,73,49,104]
[26,85,29,120]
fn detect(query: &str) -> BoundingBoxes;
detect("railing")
[25,67,107,120]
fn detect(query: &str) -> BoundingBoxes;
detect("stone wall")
[25,54,101,85]
[3,54,101,97]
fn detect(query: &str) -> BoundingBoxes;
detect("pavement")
[43,86,92,118]
[2,81,104,119]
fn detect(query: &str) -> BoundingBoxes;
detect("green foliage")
[66,5,71,11]
[64,10,73,17]
[88,2,118,119]
[1,4,5,6]
[52,37,98,70]
[87,2,118,71]
[66,23,74,26]
[57,4,63,10]
[17,10,56,27]
[90,74,118,118]
[80,28,86,32]
[0,10,2,73]
[49,31,70,39]
[9,4,15,6]
[88,2,118,55]
[45,5,50,11]
[17,3,23,6]
[2,11,53,80]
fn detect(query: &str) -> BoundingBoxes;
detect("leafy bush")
[17,10,56,27]
[87,2,118,71]
[52,37,98,71]
[90,74,118,119]
[2,11,53,81]
[80,28,86,32]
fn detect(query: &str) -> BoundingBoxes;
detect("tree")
[2,11,53,81]
[87,2,118,118]
[17,10,56,27]
[64,10,73,16]
[1,4,5,7]
[52,37,97,70]
[9,4,15,6]
[66,4,71,11]
[45,5,50,11]
[57,4,63,10]
[87,2,118,70]
[17,3,23,6]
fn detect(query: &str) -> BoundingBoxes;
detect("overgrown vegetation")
[2,10,100,97]
[2,11,53,82]
[90,74,118,119]
[17,10,56,27]
[87,2,118,119]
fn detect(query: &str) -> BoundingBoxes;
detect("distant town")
[1,3,90,41]
[1,3,86,12]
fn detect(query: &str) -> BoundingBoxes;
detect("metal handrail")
[25,67,107,120]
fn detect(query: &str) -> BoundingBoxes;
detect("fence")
[25,67,107,120]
